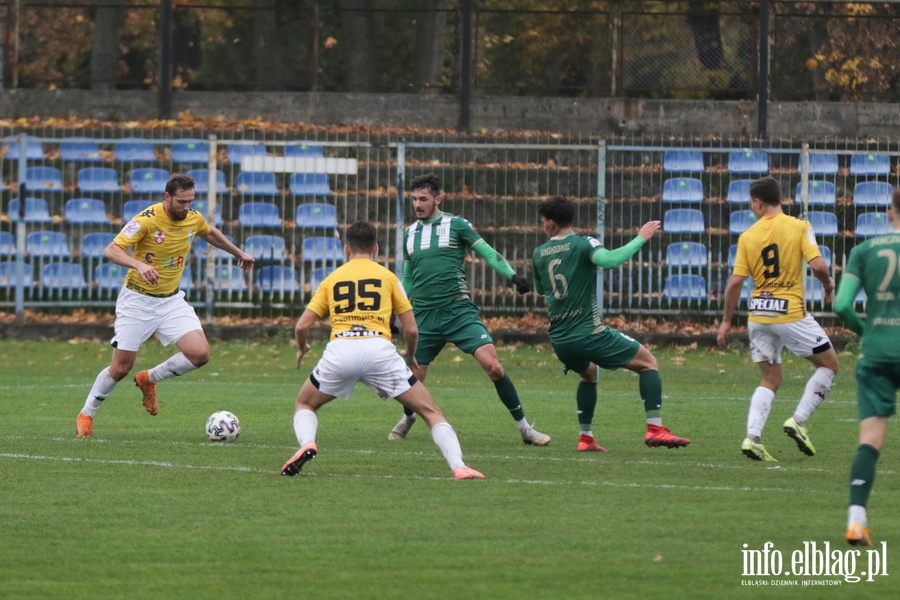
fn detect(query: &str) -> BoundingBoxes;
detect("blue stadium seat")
[665,242,707,269]
[238,202,282,228]
[285,142,324,157]
[2,135,44,161]
[7,197,52,223]
[817,245,832,268]
[805,276,825,304]
[25,166,63,191]
[65,198,109,225]
[289,172,333,197]
[236,171,280,196]
[227,143,266,164]
[179,264,195,293]
[295,202,338,228]
[186,168,228,195]
[123,200,155,218]
[244,234,288,262]
[805,211,838,237]
[806,152,838,176]
[726,179,752,205]
[114,138,156,162]
[256,265,302,294]
[728,150,768,175]
[727,243,739,269]
[170,139,209,164]
[0,261,33,288]
[191,199,224,226]
[129,168,169,194]
[856,212,892,238]
[739,278,754,302]
[0,231,16,257]
[853,181,892,207]
[729,210,757,235]
[664,274,707,302]
[80,232,116,259]
[26,231,70,258]
[77,167,120,193]
[212,264,248,292]
[662,208,704,234]
[856,288,867,307]
[661,177,704,204]
[850,153,890,177]
[59,137,103,162]
[795,180,836,207]
[309,266,335,290]
[662,150,704,173]
[94,262,126,291]
[193,234,236,261]
[302,236,345,264]
[41,261,87,291]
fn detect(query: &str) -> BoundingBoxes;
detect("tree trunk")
[412,0,448,93]
[338,0,375,91]
[254,0,278,90]
[91,0,126,90]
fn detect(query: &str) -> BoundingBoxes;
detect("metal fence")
[1,1,899,102]
[2,129,898,324]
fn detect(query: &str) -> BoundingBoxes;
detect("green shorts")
[414,301,494,365]
[855,359,899,420]
[551,327,641,374]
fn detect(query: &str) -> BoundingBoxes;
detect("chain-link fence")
[2,128,898,325]
[2,1,898,102]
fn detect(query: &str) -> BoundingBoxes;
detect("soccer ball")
[206,411,241,443]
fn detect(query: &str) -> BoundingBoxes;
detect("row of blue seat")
[661,273,832,304]
[1,136,324,163]
[0,231,345,264]
[662,178,893,207]
[665,241,833,269]
[13,166,334,197]
[0,261,336,295]
[663,208,892,238]
[663,150,892,177]
[3,197,338,228]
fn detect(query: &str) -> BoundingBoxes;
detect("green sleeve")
[834,275,864,335]
[472,240,515,279]
[401,261,413,295]
[591,236,646,268]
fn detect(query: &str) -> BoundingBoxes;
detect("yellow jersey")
[308,258,412,341]
[113,202,210,296]
[732,213,821,324]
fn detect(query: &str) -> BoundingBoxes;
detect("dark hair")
[749,176,781,206]
[346,221,377,253]
[410,173,442,196]
[166,173,195,196]
[537,196,576,227]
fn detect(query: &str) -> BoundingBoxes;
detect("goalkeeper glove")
[511,274,531,294]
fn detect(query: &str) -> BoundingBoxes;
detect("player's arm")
[401,261,413,299]
[834,274,864,336]
[104,240,159,285]
[471,239,531,293]
[808,255,835,299]
[717,274,746,347]
[396,309,419,371]
[203,226,256,273]
[294,308,320,368]
[590,221,660,268]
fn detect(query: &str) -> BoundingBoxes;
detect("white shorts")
[311,337,415,399]
[748,314,832,365]
[111,286,203,352]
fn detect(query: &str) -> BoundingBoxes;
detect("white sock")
[581,430,594,438]
[430,422,466,470]
[747,386,775,440]
[646,417,663,427]
[848,505,867,528]
[81,367,118,417]
[515,417,531,433]
[148,352,197,383]
[794,367,836,425]
[293,408,318,447]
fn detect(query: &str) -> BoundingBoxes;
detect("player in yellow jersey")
[717,176,839,461]
[280,221,484,480]
[75,174,255,438]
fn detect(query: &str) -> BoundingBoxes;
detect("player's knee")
[485,362,506,380]
[188,350,210,368]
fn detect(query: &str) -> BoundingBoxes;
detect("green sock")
[849,444,880,507]
[493,374,526,422]
[639,370,662,419]
[577,381,597,433]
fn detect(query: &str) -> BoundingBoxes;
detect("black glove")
[511,274,531,295]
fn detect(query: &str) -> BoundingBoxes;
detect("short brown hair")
[410,173,442,196]
[166,173,195,196]
[346,221,377,253]
[749,176,781,206]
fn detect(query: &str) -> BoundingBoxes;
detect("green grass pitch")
[0,337,895,599]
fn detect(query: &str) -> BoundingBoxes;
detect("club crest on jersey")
[154,231,166,244]
[749,292,789,315]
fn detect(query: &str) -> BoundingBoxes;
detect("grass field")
[0,337,896,599]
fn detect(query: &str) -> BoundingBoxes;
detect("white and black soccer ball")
[206,411,241,443]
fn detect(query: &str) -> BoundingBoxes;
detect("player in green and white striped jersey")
[387,174,551,446]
